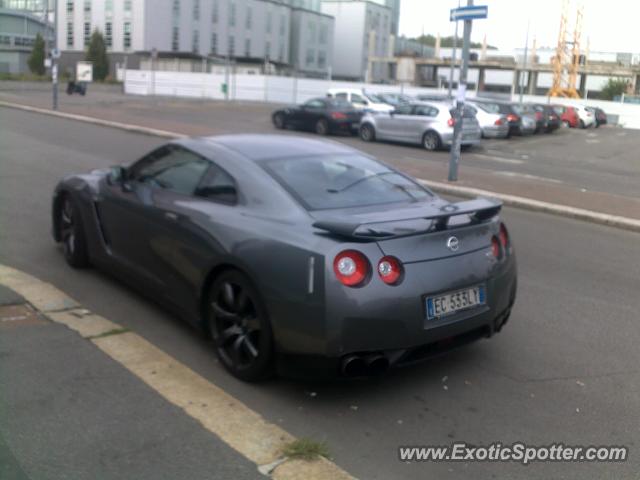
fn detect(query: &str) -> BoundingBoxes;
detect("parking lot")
[1,88,640,479]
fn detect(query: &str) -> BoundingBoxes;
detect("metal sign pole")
[52,0,58,110]
[448,0,461,98]
[448,0,474,182]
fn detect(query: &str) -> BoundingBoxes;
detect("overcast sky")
[398,0,640,53]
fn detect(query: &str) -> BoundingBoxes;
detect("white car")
[574,105,595,128]
[326,88,394,113]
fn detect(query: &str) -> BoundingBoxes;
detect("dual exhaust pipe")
[341,353,390,377]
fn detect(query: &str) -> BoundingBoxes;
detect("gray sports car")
[52,135,517,381]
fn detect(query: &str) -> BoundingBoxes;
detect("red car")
[552,105,579,128]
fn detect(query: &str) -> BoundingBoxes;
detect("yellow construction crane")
[548,0,583,98]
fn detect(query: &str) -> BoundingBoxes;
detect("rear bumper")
[482,125,509,138]
[441,131,482,146]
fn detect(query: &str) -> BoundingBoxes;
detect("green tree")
[28,33,46,76]
[600,78,629,101]
[85,29,109,80]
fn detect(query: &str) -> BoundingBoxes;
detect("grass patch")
[281,438,330,461]
[87,327,130,340]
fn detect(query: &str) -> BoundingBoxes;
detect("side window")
[305,99,325,109]
[195,163,237,204]
[335,92,348,101]
[413,106,437,117]
[130,145,210,196]
[394,104,413,115]
[351,93,367,105]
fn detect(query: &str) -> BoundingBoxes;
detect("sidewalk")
[0,284,261,480]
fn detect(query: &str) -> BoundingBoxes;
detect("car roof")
[327,88,363,94]
[190,134,359,161]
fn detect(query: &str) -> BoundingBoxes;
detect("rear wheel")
[58,195,89,268]
[273,113,286,129]
[422,131,440,151]
[207,270,273,382]
[359,123,375,142]
[315,118,329,135]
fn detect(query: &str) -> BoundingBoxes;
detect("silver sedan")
[467,101,510,139]
[359,101,482,151]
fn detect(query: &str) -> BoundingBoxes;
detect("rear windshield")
[261,154,431,210]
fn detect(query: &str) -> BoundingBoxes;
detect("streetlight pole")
[52,0,58,110]
[448,0,473,182]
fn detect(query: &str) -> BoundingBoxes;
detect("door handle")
[164,212,179,221]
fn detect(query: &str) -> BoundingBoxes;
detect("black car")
[531,104,561,133]
[272,97,362,135]
[473,100,523,136]
[586,107,607,127]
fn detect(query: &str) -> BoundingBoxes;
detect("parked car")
[326,88,394,113]
[359,101,482,151]
[586,106,608,127]
[472,100,525,136]
[552,105,594,129]
[272,97,362,135]
[376,92,414,106]
[511,104,538,135]
[52,135,517,380]
[467,101,510,139]
[530,104,561,132]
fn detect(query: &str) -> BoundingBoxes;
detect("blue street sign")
[450,5,488,21]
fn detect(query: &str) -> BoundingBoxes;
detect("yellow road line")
[0,264,354,479]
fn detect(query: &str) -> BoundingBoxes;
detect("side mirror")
[107,165,126,185]
[195,185,237,204]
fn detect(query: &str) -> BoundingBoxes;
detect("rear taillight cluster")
[506,113,519,123]
[331,111,347,120]
[535,111,543,121]
[491,223,511,259]
[333,250,403,287]
[494,118,504,126]
[447,117,456,127]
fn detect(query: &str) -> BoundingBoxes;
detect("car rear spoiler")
[313,198,502,240]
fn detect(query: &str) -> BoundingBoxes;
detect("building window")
[318,50,326,69]
[66,21,73,47]
[279,14,285,36]
[245,7,252,29]
[228,36,234,56]
[172,0,180,17]
[319,24,328,44]
[106,0,113,12]
[305,48,314,67]
[210,32,217,54]
[266,11,272,34]
[84,22,91,46]
[172,26,179,51]
[308,21,315,42]
[105,22,112,48]
[244,38,250,57]
[278,42,284,62]
[211,0,217,23]
[123,22,131,49]
[193,0,199,20]
[229,1,235,27]
[83,0,91,14]
[265,41,270,59]
[192,30,199,53]
[66,0,73,14]
[124,0,132,12]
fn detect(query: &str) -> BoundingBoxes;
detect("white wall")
[123,69,640,128]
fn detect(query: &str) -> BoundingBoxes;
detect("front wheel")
[315,118,329,135]
[579,119,586,129]
[207,270,274,382]
[273,113,286,129]
[422,131,440,151]
[58,195,89,268]
[359,123,375,142]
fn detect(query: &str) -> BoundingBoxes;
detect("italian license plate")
[426,285,485,320]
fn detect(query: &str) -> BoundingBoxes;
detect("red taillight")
[447,117,456,127]
[535,111,543,121]
[499,223,509,249]
[377,256,403,285]
[494,118,504,126]
[331,111,347,120]
[491,236,501,259]
[506,114,519,123]
[333,250,369,287]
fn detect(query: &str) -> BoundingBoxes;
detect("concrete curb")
[0,263,355,480]
[419,179,640,234]
[2,98,639,233]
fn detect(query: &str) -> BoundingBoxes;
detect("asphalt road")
[1,107,639,479]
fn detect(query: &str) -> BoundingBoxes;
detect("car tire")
[422,131,440,151]
[273,113,286,129]
[207,270,274,382]
[58,195,90,268]
[579,119,585,129]
[315,118,329,135]
[359,123,375,142]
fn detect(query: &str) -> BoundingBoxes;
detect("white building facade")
[320,0,392,81]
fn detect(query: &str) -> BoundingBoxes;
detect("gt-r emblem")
[447,236,460,252]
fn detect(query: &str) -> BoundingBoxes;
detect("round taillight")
[333,250,369,287]
[377,256,403,285]
[491,236,501,259]
[499,223,509,249]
